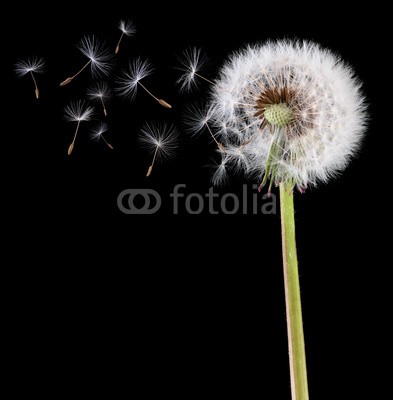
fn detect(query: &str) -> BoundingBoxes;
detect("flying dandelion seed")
[60,35,112,87]
[205,39,367,400]
[184,103,224,150]
[139,122,178,177]
[116,58,172,108]
[90,122,113,150]
[15,56,45,99]
[176,47,212,93]
[64,100,94,155]
[115,19,136,54]
[87,81,112,117]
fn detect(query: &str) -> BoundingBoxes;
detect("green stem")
[279,182,309,400]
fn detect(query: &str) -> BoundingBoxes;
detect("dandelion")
[90,122,113,150]
[60,35,111,86]
[15,56,45,99]
[115,19,136,54]
[87,81,111,117]
[206,40,367,400]
[139,122,178,177]
[64,100,94,155]
[176,47,212,92]
[116,58,172,108]
[184,103,224,150]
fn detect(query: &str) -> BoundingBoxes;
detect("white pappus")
[183,102,224,150]
[15,56,45,99]
[207,40,367,191]
[139,122,179,177]
[115,19,136,54]
[116,57,172,108]
[60,35,112,86]
[90,122,113,150]
[87,81,112,117]
[64,100,94,155]
[176,47,212,93]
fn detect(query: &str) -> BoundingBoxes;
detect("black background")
[5,2,385,398]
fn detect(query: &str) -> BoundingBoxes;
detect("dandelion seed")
[60,35,112,87]
[15,56,45,99]
[176,47,212,92]
[184,103,224,150]
[87,81,111,117]
[212,155,229,186]
[139,122,178,177]
[90,122,113,150]
[115,19,136,54]
[64,100,94,155]
[117,58,172,108]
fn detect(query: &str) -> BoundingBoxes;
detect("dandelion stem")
[101,135,113,150]
[60,60,92,86]
[194,72,214,85]
[138,81,172,109]
[279,182,309,400]
[30,71,39,99]
[146,146,159,177]
[68,120,81,156]
[100,97,107,117]
[205,123,224,150]
[115,32,125,54]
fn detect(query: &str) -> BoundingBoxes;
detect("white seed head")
[209,40,367,189]
[64,100,94,122]
[90,122,108,141]
[139,122,179,161]
[78,35,112,78]
[15,56,45,76]
[87,81,111,100]
[119,19,136,36]
[183,102,213,136]
[116,58,153,100]
[176,47,208,92]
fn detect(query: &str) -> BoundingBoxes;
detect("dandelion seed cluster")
[208,40,367,190]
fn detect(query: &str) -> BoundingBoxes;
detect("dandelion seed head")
[119,20,136,36]
[116,58,153,100]
[78,35,112,78]
[176,47,208,92]
[64,100,94,122]
[15,56,45,76]
[139,122,179,161]
[209,40,367,189]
